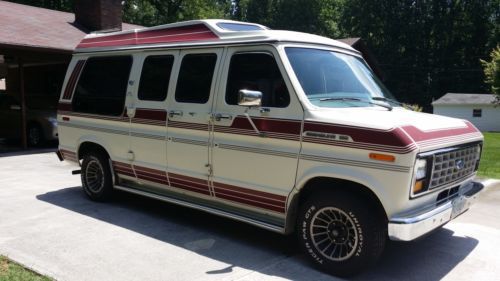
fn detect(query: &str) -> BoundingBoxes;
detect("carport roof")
[0,1,141,53]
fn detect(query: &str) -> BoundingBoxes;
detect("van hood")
[305,107,483,153]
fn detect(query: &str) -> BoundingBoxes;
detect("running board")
[114,185,285,234]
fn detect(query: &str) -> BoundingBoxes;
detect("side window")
[175,54,217,104]
[138,55,174,101]
[73,56,132,116]
[226,52,290,108]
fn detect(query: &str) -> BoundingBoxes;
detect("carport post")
[18,58,27,149]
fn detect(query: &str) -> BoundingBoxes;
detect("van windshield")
[285,47,399,108]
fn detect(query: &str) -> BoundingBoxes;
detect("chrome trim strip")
[114,185,285,234]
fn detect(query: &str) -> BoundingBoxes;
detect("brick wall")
[74,0,122,32]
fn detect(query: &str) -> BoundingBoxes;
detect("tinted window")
[226,53,290,107]
[175,54,217,104]
[73,56,132,116]
[138,55,174,101]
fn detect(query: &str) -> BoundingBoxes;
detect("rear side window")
[226,53,290,107]
[138,55,174,101]
[175,54,217,104]
[73,56,132,116]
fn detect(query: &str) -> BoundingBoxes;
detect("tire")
[81,151,113,201]
[27,123,44,147]
[297,190,386,277]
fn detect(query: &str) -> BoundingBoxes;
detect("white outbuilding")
[432,93,499,132]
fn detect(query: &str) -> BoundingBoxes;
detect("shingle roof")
[0,0,141,52]
[432,93,496,105]
[337,37,361,46]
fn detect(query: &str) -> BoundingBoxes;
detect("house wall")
[433,104,500,132]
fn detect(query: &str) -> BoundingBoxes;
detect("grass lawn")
[0,256,52,281]
[478,132,500,179]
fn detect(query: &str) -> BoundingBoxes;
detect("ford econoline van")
[56,20,484,276]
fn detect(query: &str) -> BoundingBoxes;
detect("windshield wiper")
[372,96,401,107]
[319,97,393,111]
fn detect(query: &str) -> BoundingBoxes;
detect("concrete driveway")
[0,152,499,281]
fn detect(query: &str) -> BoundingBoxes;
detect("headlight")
[414,159,427,180]
[412,157,431,196]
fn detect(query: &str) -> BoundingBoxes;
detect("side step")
[114,185,285,234]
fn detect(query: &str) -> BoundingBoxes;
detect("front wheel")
[81,151,113,201]
[297,190,386,277]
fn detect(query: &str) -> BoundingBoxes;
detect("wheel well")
[286,177,388,234]
[78,142,110,160]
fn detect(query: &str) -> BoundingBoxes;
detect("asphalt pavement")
[0,152,499,281]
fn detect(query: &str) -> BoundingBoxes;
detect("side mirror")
[9,105,21,110]
[238,89,262,107]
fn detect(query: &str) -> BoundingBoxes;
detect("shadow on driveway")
[37,186,478,280]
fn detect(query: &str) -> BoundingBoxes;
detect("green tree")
[339,0,498,110]
[123,0,231,26]
[481,46,500,103]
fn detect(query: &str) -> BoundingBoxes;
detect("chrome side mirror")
[238,89,262,107]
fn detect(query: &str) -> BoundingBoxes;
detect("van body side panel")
[126,51,179,188]
[164,48,223,199]
[210,45,304,220]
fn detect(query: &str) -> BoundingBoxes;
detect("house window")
[473,109,482,117]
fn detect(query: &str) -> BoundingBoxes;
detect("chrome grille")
[429,145,479,189]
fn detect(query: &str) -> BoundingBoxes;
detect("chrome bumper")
[388,181,484,241]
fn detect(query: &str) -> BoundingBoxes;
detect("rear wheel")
[297,190,386,277]
[81,151,113,201]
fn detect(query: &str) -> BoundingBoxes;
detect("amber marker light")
[413,180,424,194]
[369,153,396,162]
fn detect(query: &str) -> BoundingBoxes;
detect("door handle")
[214,113,232,122]
[169,110,183,118]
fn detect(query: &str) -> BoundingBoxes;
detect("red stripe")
[230,116,302,136]
[169,178,209,192]
[169,180,210,195]
[401,122,479,143]
[304,122,413,148]
[213,182,286,201]
[116,171,136,178]
[168,173,208,185]
[215,193,285,213]
[63,60,85,100]
[133,108,167,122]
[111,161,285,212]
[77,24,218,49]
[213,186,285,206]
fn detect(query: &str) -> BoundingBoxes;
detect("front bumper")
[388,181,484,241]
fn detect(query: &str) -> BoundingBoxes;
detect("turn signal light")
[413,180,424,194]
[369,153,396,162]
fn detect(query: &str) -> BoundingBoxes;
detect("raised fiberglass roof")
[75,19,356,53]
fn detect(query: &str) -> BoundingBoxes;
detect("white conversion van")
[57,20,484,276]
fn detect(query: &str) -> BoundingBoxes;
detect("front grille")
[429,145,479,189]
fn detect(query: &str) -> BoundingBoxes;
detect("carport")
[0,1,139,149]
